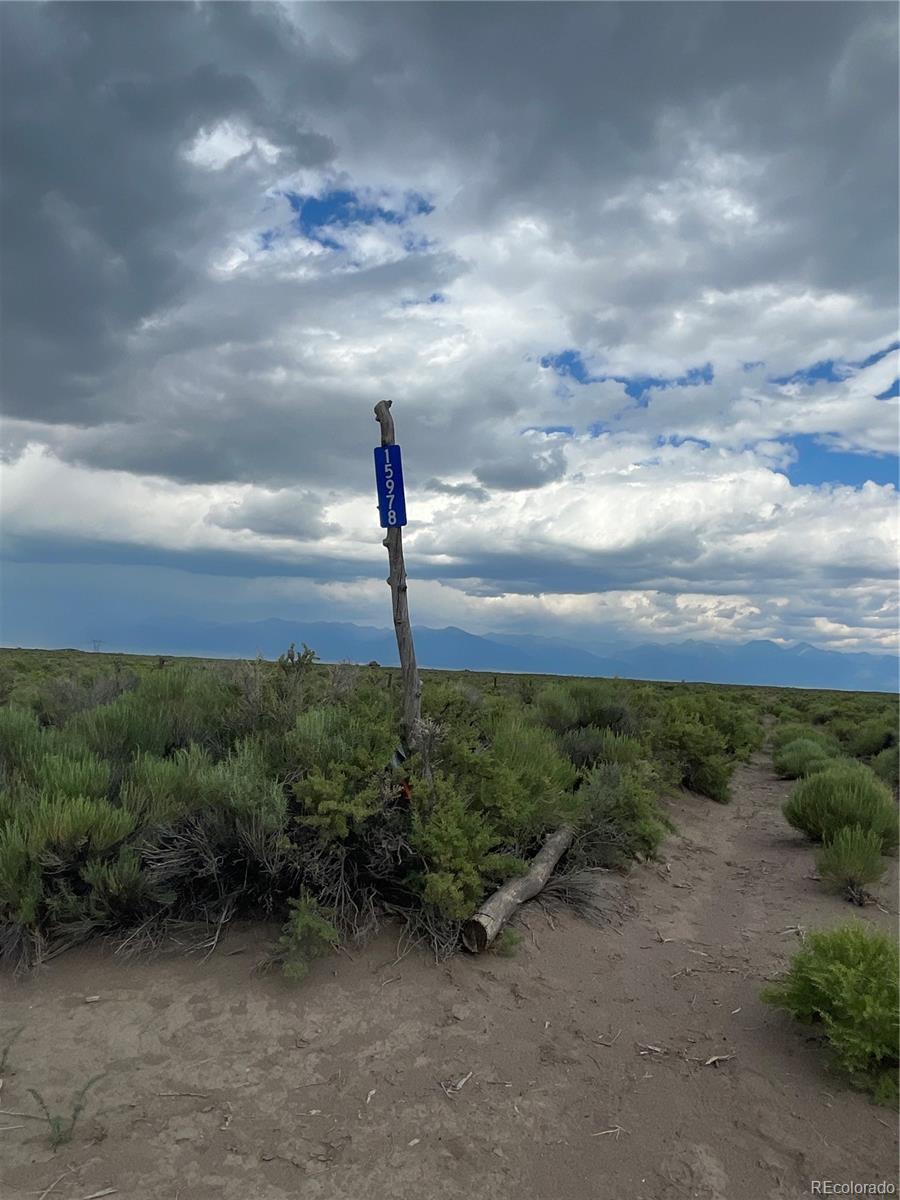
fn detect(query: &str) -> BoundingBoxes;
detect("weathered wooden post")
[373,400,421,741]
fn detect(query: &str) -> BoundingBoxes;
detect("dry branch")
[461,825,575,952]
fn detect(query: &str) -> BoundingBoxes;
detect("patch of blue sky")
[771,340,899,387]
[655,434,712,450]
[540,349,713,400]
[770,360,849,385]
[855,340,899,371]
[539,348,592,384]
[782,435,898,488]
[525,424,575,436]
[875,378,898,400]
[280,188,434,249]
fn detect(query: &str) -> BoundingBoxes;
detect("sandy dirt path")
[2,750,897,1200]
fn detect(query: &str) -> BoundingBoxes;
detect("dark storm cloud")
[317,1,897,299]
[424,479,490,502]
[0,529,374,583]
[3,2,895,448]
[0,1,337,422]
[474,443,567,491]
[206,488,339,540]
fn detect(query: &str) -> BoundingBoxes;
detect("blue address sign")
[374,444,408,528]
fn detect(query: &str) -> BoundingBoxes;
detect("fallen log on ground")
[461,825,575,953]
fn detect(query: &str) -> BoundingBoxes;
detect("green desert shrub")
[421,678,485,725]
[559,725,608,768]
[409,773,525,920]
[783,765,898,852]
[0,793,136,950]
[70,699,172,762]
[206,739,287,833]
[846,717,897,760]
[567,681,637,735]
[0,654,686,968]
[773,723,840,756]
[871,745,899,793]
[292,765,381,841]
[683,750,732,803]
[571,762,671,868]
[20,794,135,859]
[271,893,339,981]
[652,699,734,802]
[25,752,111,801]
[492,926,523,957]
[0,706,49,772]
[823,716,859,748]
[485,715,579,838]
[33,669,139,728]
[0,822,43,929]
[559,726,643,769]
[69,666,238,760]
[596,729,644,766]
[816,826,886,905]
[762,923,899,1103]
[773,738,837,780]
[119,745,213,825]
[288,704,369,772]
[287,695,397,839]
[701,695,764,761]
[287,696,395,775]
[534,684,579,734]
[79,848,174,927]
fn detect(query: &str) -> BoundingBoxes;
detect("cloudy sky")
[1,1,897,656]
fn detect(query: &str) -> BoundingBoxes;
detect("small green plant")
[17,751,112,801]
[762,924,898,1103]
[846,717,896,760]
[783,765,898,851]
[572,762,672,868]
[410,773,525,920]
[773,738,836,780]
[0,706,47,771]
[871,745,899,793]
[773,723,840,755]
[559,726,642,769]
[816,826,886,905]
[534,684,579,734]
[650,696,735,802]
[492,927,523,957]
[484,715,579,837]
[271,893,339,981]
[119,745,213,825]
[27,1073,106,1147]
[567,681,637,735]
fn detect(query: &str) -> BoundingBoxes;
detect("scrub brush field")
[0,648,896,1200]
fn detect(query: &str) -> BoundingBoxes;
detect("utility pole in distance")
[373,399,421,740]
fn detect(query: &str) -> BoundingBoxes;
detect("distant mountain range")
[28,616,898,692]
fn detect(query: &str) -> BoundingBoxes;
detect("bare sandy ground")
[2,751,897,1200]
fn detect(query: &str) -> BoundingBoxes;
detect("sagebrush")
[762,923,899,1104]
[816,826,886,905]
[783,764,898,851]
[0,651,765,971]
